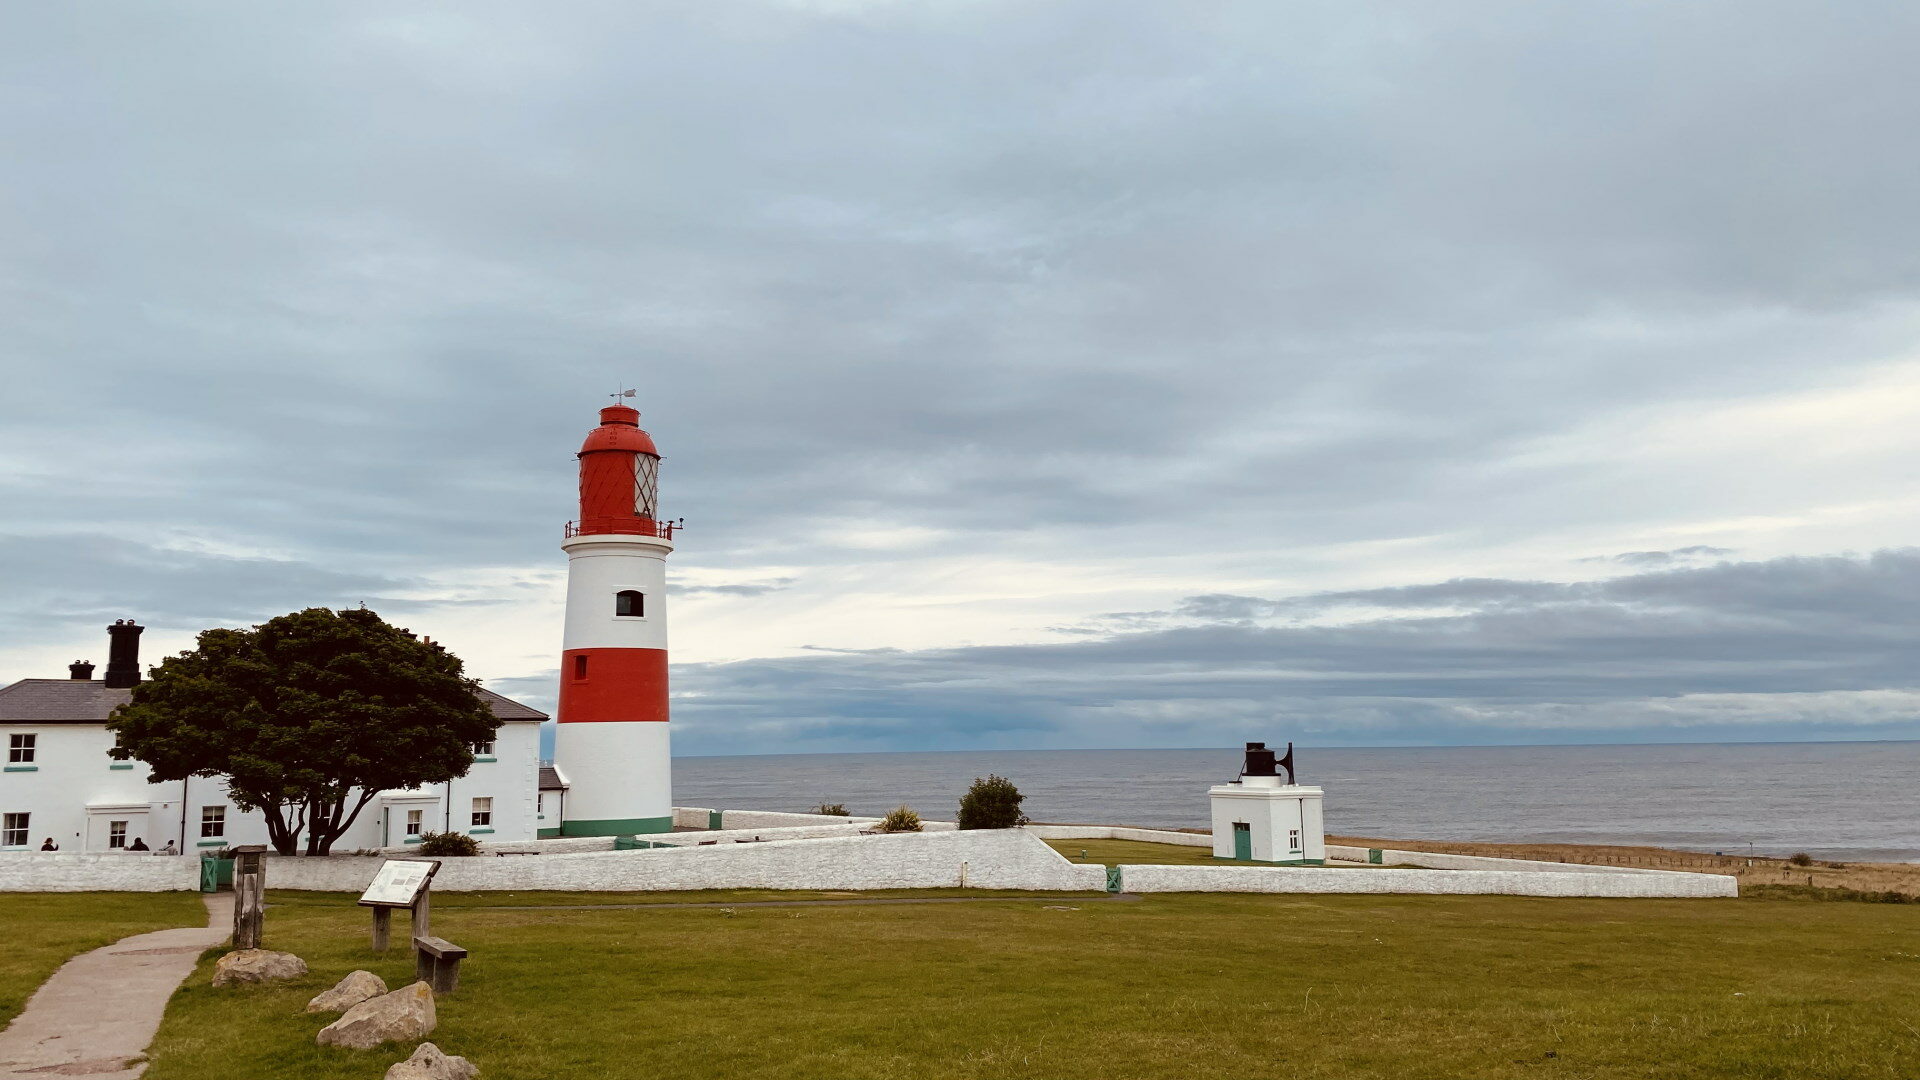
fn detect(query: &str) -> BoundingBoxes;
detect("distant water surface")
[674,742,1920,862]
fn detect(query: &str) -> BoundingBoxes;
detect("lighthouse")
[552,402,678,835]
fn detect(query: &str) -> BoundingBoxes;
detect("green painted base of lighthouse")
[561,815,675,836]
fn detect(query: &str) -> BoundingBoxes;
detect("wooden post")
[230,845,267,950]
[371,907,392,952]
[411,888,431,942]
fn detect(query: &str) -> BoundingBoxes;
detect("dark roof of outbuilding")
[538,764,568,790]
[0,679,550,725]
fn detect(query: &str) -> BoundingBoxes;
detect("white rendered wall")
[1117,863,1738,898]
[551,722,672,827]
[263,828,1109,893]
[1209,783,1324,862]
[0,853,200,891]
[0,719,542,855]
[555,532,674,832]
[561,535,671,650]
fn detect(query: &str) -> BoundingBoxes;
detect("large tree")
[108,607,499,855]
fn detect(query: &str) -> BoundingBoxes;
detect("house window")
[405,809,423,839]
[615,590,644,617]
[8,733,34,763]
[201,806,226,839]
[536,792,546,816]
[471,797,492,827]
[573,655,588,680]
[2,813,27,847]
[109,821,128,849]
[1288,829,1301,851]
[474,740,495,757]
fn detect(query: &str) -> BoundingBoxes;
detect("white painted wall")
[1117,863,1738,897]
[264,828,1110,893]
[0,720,543,855]
[1209,782,1325,862]
[0,852,199,891]
[552,533,675,833]
[1023,825,1213,847]
[560,534,671,650]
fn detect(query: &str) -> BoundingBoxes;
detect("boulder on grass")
[306,969,389,1013]
[316,982,437,1050]
[384,1041,479,1080]
[211,949,308,987]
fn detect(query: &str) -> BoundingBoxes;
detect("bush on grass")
[1788,852,1814,866]
[417,831,481,857]
[875,806,923,833]
[813,803,850,816]
[957,774,1029,830]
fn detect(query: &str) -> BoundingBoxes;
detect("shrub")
[812,803,850,816]
[1788,852,1814,867]
[875,805,923,833]
[417,831,481,857]
[957,774,1029,830]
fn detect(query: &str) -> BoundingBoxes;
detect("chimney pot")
[69,661,95,680]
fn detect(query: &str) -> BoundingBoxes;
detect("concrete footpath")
[0,894,230,1080]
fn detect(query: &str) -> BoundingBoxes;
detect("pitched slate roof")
[538,764,569,790]
[0,679,549,725]
[0,680,132,722]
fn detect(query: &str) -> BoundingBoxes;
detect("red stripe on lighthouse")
[557,648,669,723]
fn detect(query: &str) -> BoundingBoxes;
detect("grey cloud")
[2,3,1918,753]
[1583,546,1736,567]
[666,550,1920,753]
[671,578,796,598]
[2,1,1918,582]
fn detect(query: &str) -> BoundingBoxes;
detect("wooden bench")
[413,936,469,994]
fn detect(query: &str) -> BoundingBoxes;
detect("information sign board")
[357,859,440,908]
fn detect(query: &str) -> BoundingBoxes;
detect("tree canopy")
[957,774,1029,829]
[107,606,499,855]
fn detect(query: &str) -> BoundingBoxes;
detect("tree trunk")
[309,790,378,855]
[260,802,300,856]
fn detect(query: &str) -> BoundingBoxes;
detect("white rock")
[305,969,389,1013]
[384,1041,480,1080]
[315,981,437,1050]
[211,949,308,987]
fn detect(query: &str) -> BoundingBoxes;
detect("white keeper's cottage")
[0,621,549,854]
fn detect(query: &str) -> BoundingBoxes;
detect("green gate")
[198,856,234,893]
[1105,866,1123,893]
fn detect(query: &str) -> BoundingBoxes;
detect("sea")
[675,742,1920,863]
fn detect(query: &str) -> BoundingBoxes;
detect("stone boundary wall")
[263,829,1109,893]
[1323,844,1683,876]
[1024,825,1213,847]
[0,853,200,892]
[644,823,872,846]
[1118,863,1737,898]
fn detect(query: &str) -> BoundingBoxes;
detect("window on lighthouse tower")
[633,455,659,519]
[615,590,644,617]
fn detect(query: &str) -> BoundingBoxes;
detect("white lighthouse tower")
[552,401,678,835]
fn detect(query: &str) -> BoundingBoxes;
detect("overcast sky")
[4,1,1919,754]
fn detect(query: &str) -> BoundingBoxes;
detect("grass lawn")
[142,888,1920,1080]
[0,891,207,1027]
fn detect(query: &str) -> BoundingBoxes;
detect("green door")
[1232,822,1252,861]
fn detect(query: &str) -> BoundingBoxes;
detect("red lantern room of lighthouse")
[552,403,680,836]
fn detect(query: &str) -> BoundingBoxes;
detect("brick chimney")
[103,620,144,689]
